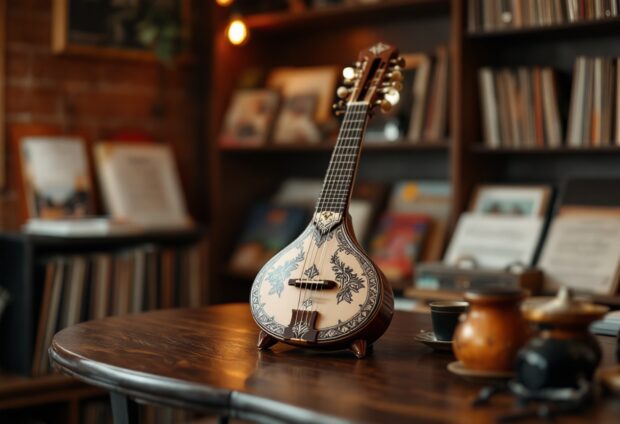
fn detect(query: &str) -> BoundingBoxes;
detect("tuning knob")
[336,86,350,99]
[342,67,356,80]
[376,99,392,113]
[384,88,400,106]
[388,69,404,82]
[382,81,403,91]
[390,56,406,68]
[333,100,346,116]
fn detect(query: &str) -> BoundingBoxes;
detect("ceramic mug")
[429,301,469,341]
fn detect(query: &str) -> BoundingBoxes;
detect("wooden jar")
[453,288,528,372]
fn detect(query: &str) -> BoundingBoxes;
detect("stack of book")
[366,47,450,144]
[31,242,206,376]
[479,67,562,149]
[469,0,620,32]
[567,56,618,147]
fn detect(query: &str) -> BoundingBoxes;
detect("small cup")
[430,301,469,341]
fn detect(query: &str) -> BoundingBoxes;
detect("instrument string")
[293,102,361,333]
[300,102,368,332]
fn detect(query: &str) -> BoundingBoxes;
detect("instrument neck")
[315,102,370,218]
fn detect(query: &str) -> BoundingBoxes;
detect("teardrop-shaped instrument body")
[250,216,394,357]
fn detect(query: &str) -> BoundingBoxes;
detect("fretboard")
[315,102,370,216]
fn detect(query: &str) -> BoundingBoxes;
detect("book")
[478,66,561,148]
[369,213,430,282]
[407,54,433,143]
[33,259,65,375]
[229,203,308,273]
[471,0,618,31]
[19,136,94,220]
[389,181,452,261]
[479,68,501,148]
[567,56,617,147]
[95,142,192,229]
[423,46,450,141]
[91,254,112,320]
[32,260,58,376]
[538,211,620,295]
[444,213,544,269]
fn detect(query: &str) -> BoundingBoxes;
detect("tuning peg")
[392,81,403,91]
[336,86,350,99]
[333,100,346,116]
[342,67,356,80]
[388,69,403,82]
[376,99,392,113]
[384,88,400,106]
[382,81,403,91]
[390,56,406,68]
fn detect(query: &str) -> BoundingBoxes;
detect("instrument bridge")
[287,278,337,290]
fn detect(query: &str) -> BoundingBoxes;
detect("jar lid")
[522,287,608,325]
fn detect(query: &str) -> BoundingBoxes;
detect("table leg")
[110,392,139,424]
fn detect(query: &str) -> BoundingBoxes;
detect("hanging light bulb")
[226,17,249,46]
[215,0,234,6]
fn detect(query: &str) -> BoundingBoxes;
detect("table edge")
[49,338,349,424]
[49,340,231,412]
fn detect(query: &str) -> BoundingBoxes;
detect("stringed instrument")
[250,43,404,358]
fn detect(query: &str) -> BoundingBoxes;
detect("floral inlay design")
[291,321,310,339]
[302,298,313,309]
[250,225,380,342]
[266,248,304,297]
[331,252,365,304]
[304,264,319,279]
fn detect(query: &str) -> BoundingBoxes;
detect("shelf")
[220,140,450,153]
[467,16,620,40]
[244,0,450,32]
[0,225,207,253]
[471,145,620,155]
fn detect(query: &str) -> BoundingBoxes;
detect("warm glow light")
[227,18,248,46]
[216,0,234,6]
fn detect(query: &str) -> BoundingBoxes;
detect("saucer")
[447,361,514,382]
[414,330,453,352]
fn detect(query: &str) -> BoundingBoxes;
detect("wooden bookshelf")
[206,0,620,305]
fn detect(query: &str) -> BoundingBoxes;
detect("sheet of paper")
[538,214,620,294]
[96,143,189,229]
[444,213,544,269]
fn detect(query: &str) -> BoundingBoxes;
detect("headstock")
[333,42,405,116]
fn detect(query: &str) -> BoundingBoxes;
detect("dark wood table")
[50,303,620,423]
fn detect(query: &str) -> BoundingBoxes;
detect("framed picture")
[52,0,191,61]
[19,136,95,220]
[469,185,551,217]
[95,142,191,229]
[267,66,338,124]
[219,89,280,147]
[538,209,620,295]
[272,94,321,144]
